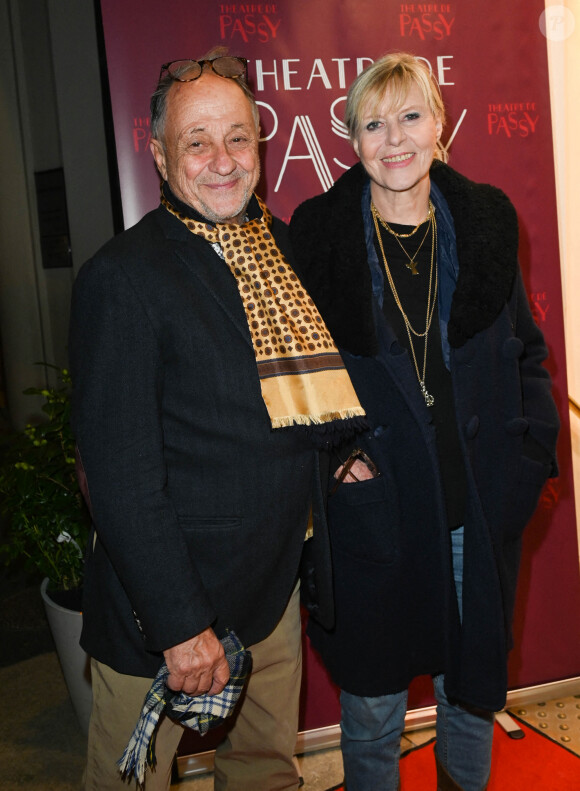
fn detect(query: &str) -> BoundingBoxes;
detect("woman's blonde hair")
[344,52,447,162]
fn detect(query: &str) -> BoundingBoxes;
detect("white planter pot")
[40,577,92,735]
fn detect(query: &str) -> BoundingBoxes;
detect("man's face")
[150,73,260,224]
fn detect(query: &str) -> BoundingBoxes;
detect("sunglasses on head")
[159,56,248,83]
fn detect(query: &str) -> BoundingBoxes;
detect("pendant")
[420,381,434,407]
[406,260,419,276]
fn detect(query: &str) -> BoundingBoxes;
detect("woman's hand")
[334,458,376,482]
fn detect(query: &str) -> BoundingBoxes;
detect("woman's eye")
[403,112,421,122]
[365,121,381,131]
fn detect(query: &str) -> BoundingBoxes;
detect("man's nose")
[210,142,236,174]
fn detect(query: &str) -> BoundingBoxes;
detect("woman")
[290,53,559,791]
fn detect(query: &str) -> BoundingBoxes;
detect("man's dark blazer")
[69,202,316,678]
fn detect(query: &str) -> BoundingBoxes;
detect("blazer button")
[502,337,524,359]
[505,417,529,435]
[465,415,480,439]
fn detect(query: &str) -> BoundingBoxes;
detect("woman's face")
[353,81,442,200]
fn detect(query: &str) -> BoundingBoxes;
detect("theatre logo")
[487,102,539,138]
[399,4,455,39]
[530,290,550,325]
[133,117,151,154]
[219,4,281,43]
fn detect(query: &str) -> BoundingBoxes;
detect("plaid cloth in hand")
[118,630,251,786]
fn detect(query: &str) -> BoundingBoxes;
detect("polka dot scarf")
[162,191,365,440]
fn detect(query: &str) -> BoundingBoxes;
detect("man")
[69,53,363,790]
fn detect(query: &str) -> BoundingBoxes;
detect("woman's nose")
[385,121,406,147]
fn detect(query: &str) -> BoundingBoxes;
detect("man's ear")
[150,138,168,181]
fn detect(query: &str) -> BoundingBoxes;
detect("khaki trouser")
[83,582,302,791]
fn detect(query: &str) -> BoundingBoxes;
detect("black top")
[374,217,467,528]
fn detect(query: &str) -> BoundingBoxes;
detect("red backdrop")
[98,0,580,735]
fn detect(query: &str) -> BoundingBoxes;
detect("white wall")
[0,0,114,427]
[544,0,580,555]
[0,0,48,424]
[47,0,116,271]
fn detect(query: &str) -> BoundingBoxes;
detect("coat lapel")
[371,299,434,427]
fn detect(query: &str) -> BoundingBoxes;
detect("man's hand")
[163,627,230,696]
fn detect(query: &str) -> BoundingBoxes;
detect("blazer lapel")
[157,206,254,350]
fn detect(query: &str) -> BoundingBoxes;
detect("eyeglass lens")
[164,57,246,82]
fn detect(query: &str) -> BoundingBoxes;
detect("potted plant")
[0,364,92,732]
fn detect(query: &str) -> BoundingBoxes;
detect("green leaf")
[0,366,90,591]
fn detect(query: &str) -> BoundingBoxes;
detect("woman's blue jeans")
[340,527,494,791]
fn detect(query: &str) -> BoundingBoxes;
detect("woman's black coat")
[290,162,559,711]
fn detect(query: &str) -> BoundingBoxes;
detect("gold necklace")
[374,199,435,238]
[372,200,434,275]
[372,205,438,407]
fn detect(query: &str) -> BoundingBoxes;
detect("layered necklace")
[371,199,438,407]
[373,199,435,275]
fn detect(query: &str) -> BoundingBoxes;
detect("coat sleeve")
[69,252,217,653]
[511,268,560,476]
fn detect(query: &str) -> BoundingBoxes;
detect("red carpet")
[325,720,580,790]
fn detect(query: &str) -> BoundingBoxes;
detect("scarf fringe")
[271,407,366,429]
[118,745,149,788]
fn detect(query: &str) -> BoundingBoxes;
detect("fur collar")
[290,161,518,356]
[430,161,518,348]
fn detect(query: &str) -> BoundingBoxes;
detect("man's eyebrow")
[184,121,251,135]
[229,122,253,131]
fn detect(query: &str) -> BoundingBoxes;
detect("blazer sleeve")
[69,251,217,653]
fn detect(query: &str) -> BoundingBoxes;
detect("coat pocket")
[179,515,244,579]
[327,475,399,565]
[178,516,242,531]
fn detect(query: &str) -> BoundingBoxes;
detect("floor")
[172,697,580,791]
[170,727,436,791]
[0,573,579,791]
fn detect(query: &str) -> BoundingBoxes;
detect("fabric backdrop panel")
[98,0,580,732]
